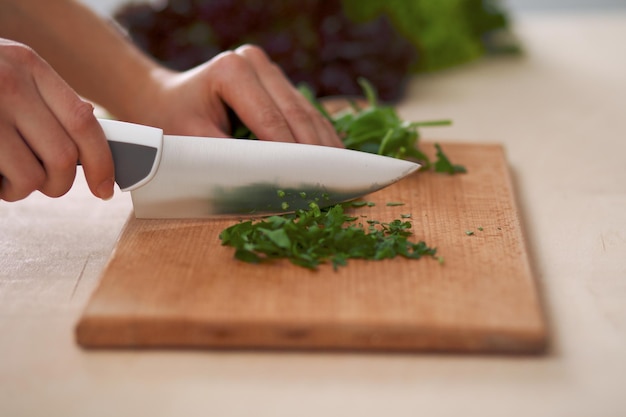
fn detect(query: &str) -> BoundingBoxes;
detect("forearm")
[0,0,167,121]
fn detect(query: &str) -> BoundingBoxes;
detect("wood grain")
[76,143,547,353]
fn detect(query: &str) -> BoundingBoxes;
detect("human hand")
[129,44,343,147]
[0,39,114,202]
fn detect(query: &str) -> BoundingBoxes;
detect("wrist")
[109,64,176,126]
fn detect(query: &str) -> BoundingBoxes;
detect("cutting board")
[76,143,547,353]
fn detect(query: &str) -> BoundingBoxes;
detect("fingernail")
[97,178,115,201]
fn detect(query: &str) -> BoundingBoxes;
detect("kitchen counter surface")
[1,11,625,417]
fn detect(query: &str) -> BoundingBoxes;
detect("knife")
[97,118,420,219]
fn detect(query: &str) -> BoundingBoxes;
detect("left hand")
[131,44,343,148]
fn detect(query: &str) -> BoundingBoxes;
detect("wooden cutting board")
[76,143,547,353]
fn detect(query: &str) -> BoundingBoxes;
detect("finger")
[30,56,114,200]
[292,88,344,148]
[236,47,319,144]
[0,126,46,201]
[235,45,343,148]
[210,50,298,143]
[11,75,80,198]
[14,109,78,198]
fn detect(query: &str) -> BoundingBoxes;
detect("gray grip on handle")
[108,140,158,190]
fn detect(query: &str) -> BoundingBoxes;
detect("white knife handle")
[97,119,163,191]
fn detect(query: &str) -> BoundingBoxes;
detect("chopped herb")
[220,202,439,270]
[218,78,469,269]
[477,226,484,231]
[386,202,405,206]
[465,230,475,236]
[434,143,467,175]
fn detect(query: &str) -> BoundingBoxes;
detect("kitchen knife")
[98,118,420,219]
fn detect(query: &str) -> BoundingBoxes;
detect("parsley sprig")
[220,202,438,270]
[300,77,466,173]
[433,143,467,174]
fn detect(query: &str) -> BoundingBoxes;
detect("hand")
[0,39,114,202]
[131,44,343,147]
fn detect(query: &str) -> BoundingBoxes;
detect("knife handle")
[97,119,164,191]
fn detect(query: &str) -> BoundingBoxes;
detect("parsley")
[220,78,467,269]
[239,77,467,174]
[220,203,438,270]
[301,78,466,174]
[433,143,467,175]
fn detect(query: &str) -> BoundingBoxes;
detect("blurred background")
[83,0,626,18]
[81,0,625,102]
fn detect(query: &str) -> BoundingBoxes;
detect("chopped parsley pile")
[220,202,439,270]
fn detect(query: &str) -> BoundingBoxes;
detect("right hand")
[128,44,344,148]
[0,38,114,202]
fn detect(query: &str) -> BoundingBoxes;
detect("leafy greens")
[300,77,466,173]
[221,78,465,270]
[220,202,439,270]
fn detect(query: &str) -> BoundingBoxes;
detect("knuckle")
[235,44,276,67]
[4,169,46,201]
[23,169,46,192]
[213,50,247,74]
[283,105,310,123]
[3,41,38,64]
[0,192,20,202]
[64,100,96,134]
[42,181,73,198]
[260,107,289,129]
[235,44,266,59]
[48,143,79,171]
[0,183,21,202]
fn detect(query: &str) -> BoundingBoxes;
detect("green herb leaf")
[260,228,291,249]
[433,143,467,175]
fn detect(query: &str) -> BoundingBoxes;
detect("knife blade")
[98,119,420,219]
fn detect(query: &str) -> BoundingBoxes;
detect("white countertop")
[1,11,625,417]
